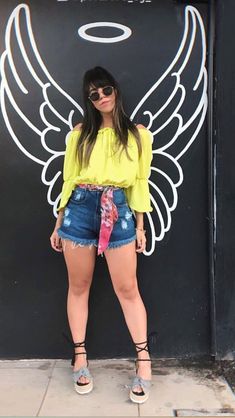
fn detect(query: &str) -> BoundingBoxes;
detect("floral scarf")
[78,184,120,256]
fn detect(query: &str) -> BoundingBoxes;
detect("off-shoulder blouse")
[57,127,153,213]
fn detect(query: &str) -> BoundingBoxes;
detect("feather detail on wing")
[131,6,208,255]
[0,3,83,216]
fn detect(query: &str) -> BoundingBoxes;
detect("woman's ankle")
[73,349,88,368]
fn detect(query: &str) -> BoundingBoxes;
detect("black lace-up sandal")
[63,332,93,395]
[129,339,151,403]
[129,332,157,404]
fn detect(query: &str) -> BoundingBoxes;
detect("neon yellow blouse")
[57,127,153,213]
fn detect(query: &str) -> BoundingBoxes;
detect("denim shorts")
[57,185,137,256]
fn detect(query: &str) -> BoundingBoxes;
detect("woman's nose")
[98,89,105,99]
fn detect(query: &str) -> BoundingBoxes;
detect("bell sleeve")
[125,128,153,212]
[56,130,80,212]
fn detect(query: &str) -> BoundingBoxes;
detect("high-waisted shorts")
[57,185,137,256]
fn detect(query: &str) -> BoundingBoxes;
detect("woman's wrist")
[134,211,144,230]
[135,227,146,234]
[55,209,64,229]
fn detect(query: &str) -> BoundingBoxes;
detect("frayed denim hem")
[57,230,137,256]
[106,234,137,250]
[57,230,98,251]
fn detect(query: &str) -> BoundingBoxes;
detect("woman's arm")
[135,211,144,229]
[55,208,64,230]
[50,208,64,252]
[134,210,146,253]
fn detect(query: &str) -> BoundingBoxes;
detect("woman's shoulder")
[135,124,153,142]
[66,124,82,147]
[135,124,150,136]
[135,124,147,130]
[72,123,83,131]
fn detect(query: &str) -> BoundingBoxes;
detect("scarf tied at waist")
[77,184,122,256]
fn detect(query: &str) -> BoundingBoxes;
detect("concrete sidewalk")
[0,358,235,416]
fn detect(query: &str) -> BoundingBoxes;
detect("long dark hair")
[76,66,142,168]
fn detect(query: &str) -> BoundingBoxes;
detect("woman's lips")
[100,101,110,106]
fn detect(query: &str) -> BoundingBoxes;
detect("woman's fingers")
[55,237,63,252]
[135,231,146,253]
[50,231,63,252]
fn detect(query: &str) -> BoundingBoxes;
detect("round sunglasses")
[88,85,114,102]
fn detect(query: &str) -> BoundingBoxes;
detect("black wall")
[214,0,235,359]
[2,0,232,361]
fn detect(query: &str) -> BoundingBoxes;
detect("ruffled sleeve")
[56,130,80,212]
[125,128,153,212]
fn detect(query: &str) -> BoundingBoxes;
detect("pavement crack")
[36,360,56,416]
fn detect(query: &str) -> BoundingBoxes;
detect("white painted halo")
[78,22,132,43]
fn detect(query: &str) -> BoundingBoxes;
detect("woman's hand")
[50,209,64,252]
[50,228,63,252]
[135,228,146,253]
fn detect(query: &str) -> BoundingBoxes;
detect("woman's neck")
[100,115,114,129]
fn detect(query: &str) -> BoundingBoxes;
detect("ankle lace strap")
[74,341,85,348]
[134,340,149,354]
[62,332,86,349]
[133,331,158,355]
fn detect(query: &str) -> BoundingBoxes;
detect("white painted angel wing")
[0,3,83,217]
[130,5,208,256]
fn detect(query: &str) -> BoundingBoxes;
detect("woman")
[50,66,154,404]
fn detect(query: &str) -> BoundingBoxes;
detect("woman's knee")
[68,275,92,295]
[114,278,139,300]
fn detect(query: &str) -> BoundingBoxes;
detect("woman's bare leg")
[62,239,96,383]
[104,241,151,393]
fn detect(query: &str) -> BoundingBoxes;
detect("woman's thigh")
[104,240,137,292]
[62,240,97,286]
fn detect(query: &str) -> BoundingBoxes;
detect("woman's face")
[88,83,117,116]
